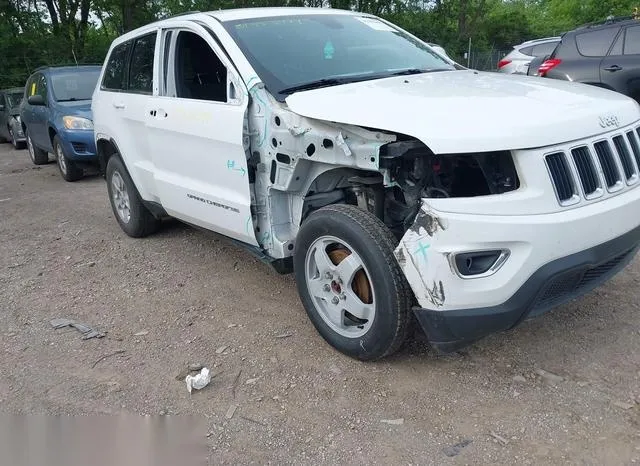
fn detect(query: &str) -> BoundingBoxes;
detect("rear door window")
[128,32,157,94]
[102,42,131,91]
[576,28,620,57]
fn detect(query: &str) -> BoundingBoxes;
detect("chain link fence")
[463,49,511,72]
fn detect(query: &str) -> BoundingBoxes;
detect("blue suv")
[20,65,102,181]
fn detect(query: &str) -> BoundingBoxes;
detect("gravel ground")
[0,143,639,465]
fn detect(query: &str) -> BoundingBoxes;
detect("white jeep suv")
[92,8,640,360]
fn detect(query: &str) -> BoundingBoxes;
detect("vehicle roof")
[517,36,561,47]
[570,17,638,34]
[113,7,374,45]
[32,65,102,75]
[206,7,361,22]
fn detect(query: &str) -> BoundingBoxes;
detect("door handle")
[113,102,125,109]
[604,65,622,72]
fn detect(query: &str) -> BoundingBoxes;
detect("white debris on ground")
[185,367,211,394]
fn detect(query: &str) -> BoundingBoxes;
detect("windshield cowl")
[278,68,455,98]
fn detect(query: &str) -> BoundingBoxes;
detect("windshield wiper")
[279,68,455,96]
[279,77,353,95]
[57,97,89,102]
[389,68,452,76]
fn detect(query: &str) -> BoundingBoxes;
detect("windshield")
[223,14,456,99]
[6,91,23,108]
[51,69,101,101]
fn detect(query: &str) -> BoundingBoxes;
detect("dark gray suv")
[537,16,640,103]
[0,87,26,149]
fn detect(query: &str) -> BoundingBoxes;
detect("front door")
[25,73,49,149]
[146,23,257,246]
[600,24,640,103]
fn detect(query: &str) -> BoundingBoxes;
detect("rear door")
[600,24,640,102]
[145,22,257,245]
[93,33,161,202]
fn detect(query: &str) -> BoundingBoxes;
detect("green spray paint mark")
[324,41,335,59]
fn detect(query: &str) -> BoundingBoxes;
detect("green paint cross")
[415,242,430,262]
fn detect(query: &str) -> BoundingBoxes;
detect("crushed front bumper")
[395,189,640,351]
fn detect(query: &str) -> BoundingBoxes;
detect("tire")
[26,128,48,165]
[106,155,160,238]
[9,128,25,150]
[54,135,83,182]
[294,204,413,361]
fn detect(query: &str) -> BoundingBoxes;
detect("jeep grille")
[546,124,640,205]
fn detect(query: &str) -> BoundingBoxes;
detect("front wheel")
[54,136,83,182]
[106,155,160,238]
[294,204,413,361]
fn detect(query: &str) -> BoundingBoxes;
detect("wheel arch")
[297,165,384,226]
[48,126,57,146]
[96,137,122,177]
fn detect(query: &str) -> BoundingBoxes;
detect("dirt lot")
[1,142,639,465]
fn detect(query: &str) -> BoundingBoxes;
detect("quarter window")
[519,45,534,56]
[576,28,620,57]
[102,42,130,91]
[128,33,157,94]
[531,42,557,57]
[624,26,640,55]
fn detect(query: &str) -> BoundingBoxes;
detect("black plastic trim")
[414,223,640,352]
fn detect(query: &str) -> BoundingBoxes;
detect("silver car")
[0,87,26,149]
[497,37,560,74]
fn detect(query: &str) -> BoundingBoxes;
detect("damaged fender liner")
[415,224,640,352]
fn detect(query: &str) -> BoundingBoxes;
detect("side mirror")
[28,95,45,106]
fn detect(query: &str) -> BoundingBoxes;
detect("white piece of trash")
[185,367,211,394]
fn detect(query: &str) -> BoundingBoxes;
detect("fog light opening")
[453,249,510,278]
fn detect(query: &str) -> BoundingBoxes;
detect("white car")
[427,42,453,61]
[92,8,640,360]
[497,37,560,74]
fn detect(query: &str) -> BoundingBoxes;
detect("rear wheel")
[294,204,412,361]
[106,155,160,238]
[54,135,83,182]
[26,129,48,165]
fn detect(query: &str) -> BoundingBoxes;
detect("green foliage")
[0,0,638,88]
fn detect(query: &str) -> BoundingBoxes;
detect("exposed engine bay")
[312,138,521,240]
[244,88,522,258]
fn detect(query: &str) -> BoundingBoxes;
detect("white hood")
[285,70,640,154]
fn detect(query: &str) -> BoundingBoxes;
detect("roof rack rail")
[29,63,102,74]
[162,10,201,19]
[580,15,636,28]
